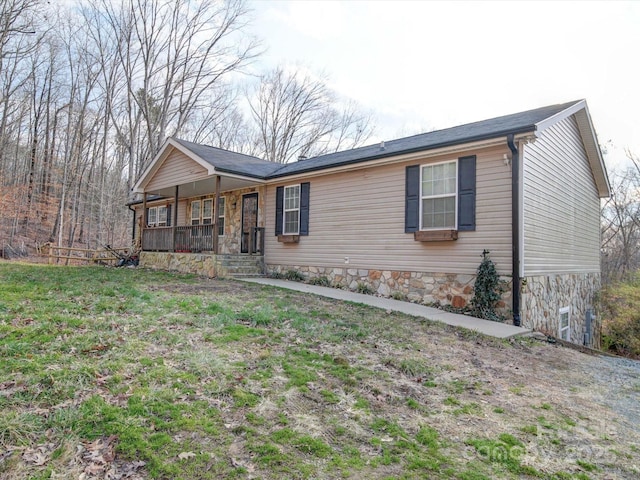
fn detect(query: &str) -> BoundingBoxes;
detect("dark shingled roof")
[173,138,282,178]
[175,100,581,180]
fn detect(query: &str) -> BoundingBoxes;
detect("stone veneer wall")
[218,186,266,255]
[520,273,601,348]
[267,264,512,315]
[140,252,218,277]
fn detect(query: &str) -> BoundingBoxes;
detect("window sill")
[278,235,300,243]
[414,230,458,242]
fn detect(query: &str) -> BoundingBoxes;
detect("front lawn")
[0,263,637,479]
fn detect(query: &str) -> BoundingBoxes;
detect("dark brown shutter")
[300,182,310,235]
[275,186,284,235]
[458,155,476,231]
[405,165,420,232]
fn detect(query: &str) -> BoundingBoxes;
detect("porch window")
[157,206,167,226]
[190,197,224,235]
[191,200,201,226]
[283,185,300,235]
[202,199,213,225]
[148,207,158,226]
[217,197,225,236]
[559,307,570,341]
[147,206,168,227]
[421,160,457,230]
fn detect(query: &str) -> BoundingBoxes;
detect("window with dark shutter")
[405,156,476,236]
[276,183,310,239]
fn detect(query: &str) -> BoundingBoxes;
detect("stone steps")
[218,255,265,278]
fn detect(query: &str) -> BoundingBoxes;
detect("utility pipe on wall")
[507,134,522,327]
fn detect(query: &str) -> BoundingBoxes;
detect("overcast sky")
[247,0,639,170]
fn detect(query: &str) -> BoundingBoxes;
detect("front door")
[241,193,258,254]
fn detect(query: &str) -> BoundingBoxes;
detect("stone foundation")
[521,273,601,348]
[140,252,218,277]
[267,264,512,315]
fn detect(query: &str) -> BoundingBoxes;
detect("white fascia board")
[533,99,586,136]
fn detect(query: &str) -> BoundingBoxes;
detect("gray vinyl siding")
[146,150,209,192]
[522,116,601,275]
[265,146,513,275]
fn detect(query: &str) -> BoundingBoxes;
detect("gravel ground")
[588,354,640,431]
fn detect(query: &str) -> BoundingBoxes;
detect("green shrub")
[284,270,305,282]
[308,276,330,287]
[470,250,507,322]
[356,282,374,295]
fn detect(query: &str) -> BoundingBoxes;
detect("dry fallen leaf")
[177,451,197,460]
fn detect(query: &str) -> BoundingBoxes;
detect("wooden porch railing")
[141,225,264,254]
[142,225,214,253]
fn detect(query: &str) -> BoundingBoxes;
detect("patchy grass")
[0,263,638,479]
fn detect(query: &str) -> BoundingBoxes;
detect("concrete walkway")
[237,277,531,339]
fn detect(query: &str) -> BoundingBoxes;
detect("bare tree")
[248,66,374,163]
[83,0,261,188]
[601,161,640,283]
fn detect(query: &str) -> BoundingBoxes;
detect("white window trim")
[217,196,225,236]
[283,184,301,235]
[191,199,201,225]
[419,159,458,231]
[559,306,571,341]
[190,197,225,235]
[148,206,158,227]
[157,205,167,226]
[202,198,213,225]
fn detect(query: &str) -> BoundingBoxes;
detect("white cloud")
[248,0,640,167]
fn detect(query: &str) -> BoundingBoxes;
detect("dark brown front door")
[241,193,258,253]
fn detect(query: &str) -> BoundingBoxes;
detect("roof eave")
[266,127,536,179]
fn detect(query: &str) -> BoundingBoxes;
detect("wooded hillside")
[0,0,372,255]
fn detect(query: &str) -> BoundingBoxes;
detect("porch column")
[172,185,179,252]
[213,175,221,254]
[141,193,147,251]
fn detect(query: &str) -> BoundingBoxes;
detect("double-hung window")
[147,206,167,227]
[191,200,201,226]
[191,198,224,235]
[283,185,300,234]
[217,197,225,236]
[421,160,457,230]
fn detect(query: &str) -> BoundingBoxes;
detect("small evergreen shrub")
[471,250,507,322]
